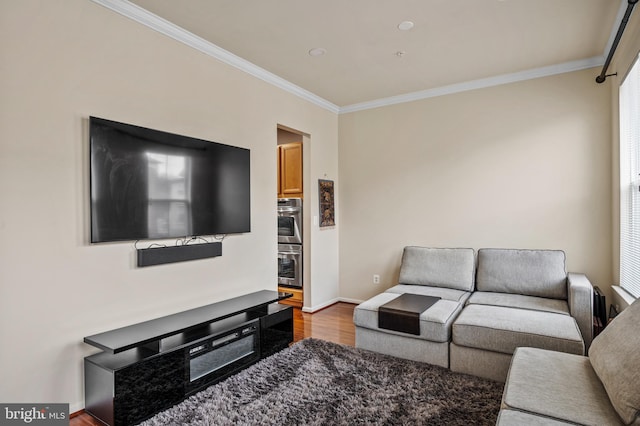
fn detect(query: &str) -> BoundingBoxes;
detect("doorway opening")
[277,125,310,308]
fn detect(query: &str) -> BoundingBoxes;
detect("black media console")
[83,290,293,426]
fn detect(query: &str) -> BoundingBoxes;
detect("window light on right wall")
[619,52,640,299]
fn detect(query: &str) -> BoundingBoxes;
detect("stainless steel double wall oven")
[277,198,302,288]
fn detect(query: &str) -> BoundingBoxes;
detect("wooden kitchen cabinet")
[278,142,303,199]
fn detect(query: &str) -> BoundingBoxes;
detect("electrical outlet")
[373,274,380,284]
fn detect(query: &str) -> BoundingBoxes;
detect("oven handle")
[279,251,301,255]
[277,207,301,213]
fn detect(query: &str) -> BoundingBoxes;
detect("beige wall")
[339,68,612,302]
[0,0,338,411]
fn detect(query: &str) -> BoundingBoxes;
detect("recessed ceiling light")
[398,21,414,31]
[308,47,327,57]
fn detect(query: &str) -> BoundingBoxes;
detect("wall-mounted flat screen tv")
[90,117,250,243]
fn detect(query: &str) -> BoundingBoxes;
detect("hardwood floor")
[71,302,356,426]
[293,301,355,346]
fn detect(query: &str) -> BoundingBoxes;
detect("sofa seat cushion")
[502,347,623,425]
[452,305,584,355]
[496,409,576,425]
[398,247,475,292]
[386,284,471,304]
[476,248,567,299]
[467,291,570,316]
[589,298,640,424]
[353,292,462,343]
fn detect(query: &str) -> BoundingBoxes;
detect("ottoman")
[353,291,463,368]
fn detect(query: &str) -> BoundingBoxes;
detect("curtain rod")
[596,0,638,83]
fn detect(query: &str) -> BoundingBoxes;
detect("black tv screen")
[90,117,250,243]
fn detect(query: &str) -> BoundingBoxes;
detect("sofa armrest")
[567,273,593,351]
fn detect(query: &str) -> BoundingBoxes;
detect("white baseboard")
[302,297,339,313]
[301,297,362,313]
[338,297,363,305]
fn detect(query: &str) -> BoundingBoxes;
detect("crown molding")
[339,56,605,114]
[90,0,621,116]
[89,0,340,114]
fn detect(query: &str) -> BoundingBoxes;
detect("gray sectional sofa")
[353,246,593,382]
[497,297,640,425]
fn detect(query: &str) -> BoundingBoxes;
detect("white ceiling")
[107,0,622,112]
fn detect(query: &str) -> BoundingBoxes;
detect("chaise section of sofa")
[450,248,592,382]
[353,247,475,368]
[497,297,640,425]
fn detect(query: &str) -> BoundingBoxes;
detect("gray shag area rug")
[140,338,503,425]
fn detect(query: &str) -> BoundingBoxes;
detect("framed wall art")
[318,179,335,227]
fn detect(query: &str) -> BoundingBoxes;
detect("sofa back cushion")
[398,247,475,292]
[476,249,567,299]
[589,298,640,425]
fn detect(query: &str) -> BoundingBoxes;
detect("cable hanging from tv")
[134,240,167,250]
[134,234,227,251]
